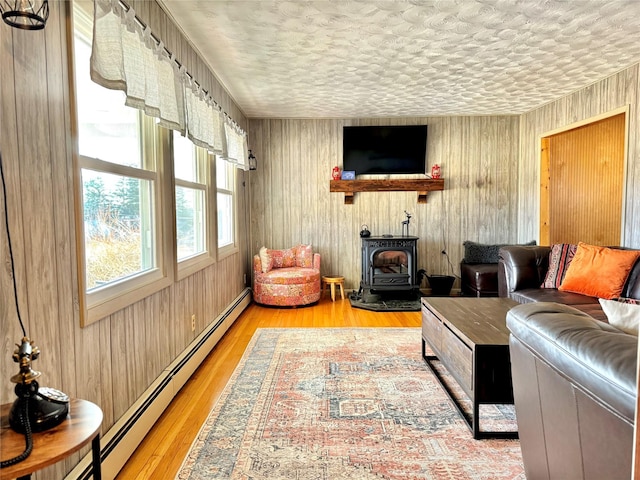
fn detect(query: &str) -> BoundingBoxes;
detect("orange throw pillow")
[558,243,640,299]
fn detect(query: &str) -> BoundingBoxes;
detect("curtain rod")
[116,0,245,135]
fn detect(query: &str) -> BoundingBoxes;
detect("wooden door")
[540,113,626,246]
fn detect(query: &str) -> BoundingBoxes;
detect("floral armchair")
[253,244,321,306]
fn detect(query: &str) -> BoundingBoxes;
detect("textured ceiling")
[158,0,640,118]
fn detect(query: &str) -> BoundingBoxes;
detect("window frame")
[215,156,239,260]
[172,132,217,279]
[70,0,175,327]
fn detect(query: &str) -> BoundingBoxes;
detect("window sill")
[217,244,239,261]
[82,272,173,327]
[177,253,216,281]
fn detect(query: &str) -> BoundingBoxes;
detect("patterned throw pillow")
[541,243,577,288]
[617,297,640,305]
[270,248,296,268]
[259,246,272,273]
[295,244,313,268]
[281,248,296,267]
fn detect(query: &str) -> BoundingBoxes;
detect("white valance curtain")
[184,79,226,154]
[90,0,249,170]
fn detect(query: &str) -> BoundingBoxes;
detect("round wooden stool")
[322,275,345,301]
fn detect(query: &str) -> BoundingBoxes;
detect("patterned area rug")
[177,328,524,479]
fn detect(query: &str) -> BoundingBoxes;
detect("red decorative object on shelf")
[431,164,441,179]
[332,166,341,180]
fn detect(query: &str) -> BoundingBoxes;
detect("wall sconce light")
[248,150,257,171]
[1,0,49,30]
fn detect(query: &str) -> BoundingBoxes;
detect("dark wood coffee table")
[421,297,519,439]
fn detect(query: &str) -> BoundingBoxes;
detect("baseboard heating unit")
[65,288,252,480]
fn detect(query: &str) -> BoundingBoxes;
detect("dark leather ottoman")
[460,262,498,297]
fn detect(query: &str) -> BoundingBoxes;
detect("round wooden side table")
[322,275,345,301]
[1,398,103,480]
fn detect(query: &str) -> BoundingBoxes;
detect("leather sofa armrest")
[507,301,637,421]
[506,302,636,479]
[498,245,551,297]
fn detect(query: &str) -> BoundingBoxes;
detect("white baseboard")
[65,288,252,480]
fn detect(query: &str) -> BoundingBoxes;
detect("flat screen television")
[343,125,427,176]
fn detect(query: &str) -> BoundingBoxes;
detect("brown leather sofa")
[498,245,640,321]
[507,303,636,480]
[498,245,640,479]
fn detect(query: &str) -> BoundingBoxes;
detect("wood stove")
[359,236,419,298]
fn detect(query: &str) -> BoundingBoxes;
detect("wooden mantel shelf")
[329,178,444,204]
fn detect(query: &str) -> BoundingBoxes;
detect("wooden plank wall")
[2,0,639,476]
[518,64,640,247]
[248,63,640,291]
[248,116,521,291]
[0,2,249,478]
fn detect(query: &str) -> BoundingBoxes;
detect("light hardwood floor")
[116,297,421,479]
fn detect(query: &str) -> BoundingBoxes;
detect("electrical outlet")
[191,314,196,332]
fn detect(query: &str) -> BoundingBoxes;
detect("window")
[72,1,172,325]
[173,131,215,275]
[216,158,237,257]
